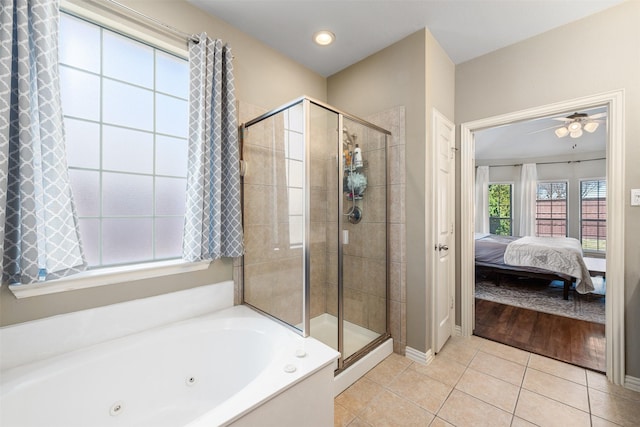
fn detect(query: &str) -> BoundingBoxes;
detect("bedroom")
[472,106,607,371]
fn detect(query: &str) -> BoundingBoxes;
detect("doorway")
[459,91,626,384]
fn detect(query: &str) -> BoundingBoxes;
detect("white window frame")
[487,182,513,236]
[579,177,607,254]
[535,180,569,237]
[9,4,208,299]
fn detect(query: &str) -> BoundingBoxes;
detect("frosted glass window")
[103,126,154,174]
[59,67,100,120]
[68,170,100,216]
[288,188,303,216]
[102,219,153,265]
[103,31,153,88]
[155,217,184,259]
[288,159,304,188]
[59,14,100,73]
[155,177,187,216]
[60,11,188,268]
[103,79,154,131]
[78,219,100,266]
[156,135,188,177]
[102,173,153,216]
[64,118,100,169]
[288,131,304,161]
[156,51,189,98]
[156,94,188,138]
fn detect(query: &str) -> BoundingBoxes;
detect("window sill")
[8,259,211,299]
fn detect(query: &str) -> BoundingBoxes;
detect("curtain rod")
[477,157,606,168]
[100,0,199,43]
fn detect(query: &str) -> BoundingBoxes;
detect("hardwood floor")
[474,298,606,372]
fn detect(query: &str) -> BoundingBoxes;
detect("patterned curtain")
[519,163,538,236]
[182,34,243,261]
[0,0,86,284]
[475,166,490,234]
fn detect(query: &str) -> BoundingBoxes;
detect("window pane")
[287,103,304,133]
[103,126,153,174]
[59,67,100,120]
[103,31,153,88]
[78,219,100,266]
[59,14,100,73]
[156,51,188,98]
[155,177,187,216]
[156,94,188,138]
[156,136,188,177]
[102,219,153,265]
[288,131,304,161]
[102,173,153,216]
[288,159,304,188]
[65,118,100,169]
[288,188,303,216]
[69,170,100,216]
[155,217,184,259]
[103,79,153,131]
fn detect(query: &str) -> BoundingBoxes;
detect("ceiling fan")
[551,111,607,138]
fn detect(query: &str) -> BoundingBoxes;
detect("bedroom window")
[581,179,606,252]
[536,181,567,237]
[488,183,512,236]
[59,12,189,268]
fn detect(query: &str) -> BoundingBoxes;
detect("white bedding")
[504,236,594,294]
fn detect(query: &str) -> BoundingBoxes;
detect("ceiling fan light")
[568,121,582,132]
[555,127,569,138]
[570,129,583,138]
[584,121,599,133]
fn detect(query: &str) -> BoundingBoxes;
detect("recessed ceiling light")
[313,30,335,46]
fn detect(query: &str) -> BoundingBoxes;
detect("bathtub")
[0,303,340,427]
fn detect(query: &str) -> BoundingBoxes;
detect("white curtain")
[475,166,490,233]
[518,163,538,236]
[182,34,243,261]
[1,0,86,284]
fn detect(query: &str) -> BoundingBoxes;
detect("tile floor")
[334,335,640,426]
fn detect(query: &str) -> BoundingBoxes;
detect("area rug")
[475,276,605,324]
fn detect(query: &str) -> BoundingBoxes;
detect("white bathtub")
[0,304,339,427]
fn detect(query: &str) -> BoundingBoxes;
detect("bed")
[474,233,595,300]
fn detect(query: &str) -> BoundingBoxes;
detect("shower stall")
[241,97,390,372]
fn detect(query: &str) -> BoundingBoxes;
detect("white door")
[432,109,456,353]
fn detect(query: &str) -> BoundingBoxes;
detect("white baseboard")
[625,375,640,392]
[405,346,434,365]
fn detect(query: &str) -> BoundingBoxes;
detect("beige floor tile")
[522,368,589,412]
[455,367,520,413]
[515,389,590,427]
[348,418,373,427]
[587,370,640,402]
[591,415,623,427]
[589,387,640,426]
[359,389,434,426]
[335,403,357,427]
[411,355,467,387]
[468,350,526,386]
[429,417,455,427]
[437,337,480,366]
[365,353,412,386]
[511,417,538,427]
[480,339,530,365]
[335,377,385,416]
[437,389,512,427]
[528,353,587,385]
[388,367,453,413]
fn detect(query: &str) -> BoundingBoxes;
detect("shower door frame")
[240,96,392,374]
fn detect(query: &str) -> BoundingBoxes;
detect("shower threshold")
[308,313,381,359]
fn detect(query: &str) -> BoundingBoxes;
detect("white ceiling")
[474,106,607,161]
[188,0,625,77]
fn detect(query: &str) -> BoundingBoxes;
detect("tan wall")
[455,1,640,376]
[328,29,455,353]
[1,0,326,327]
